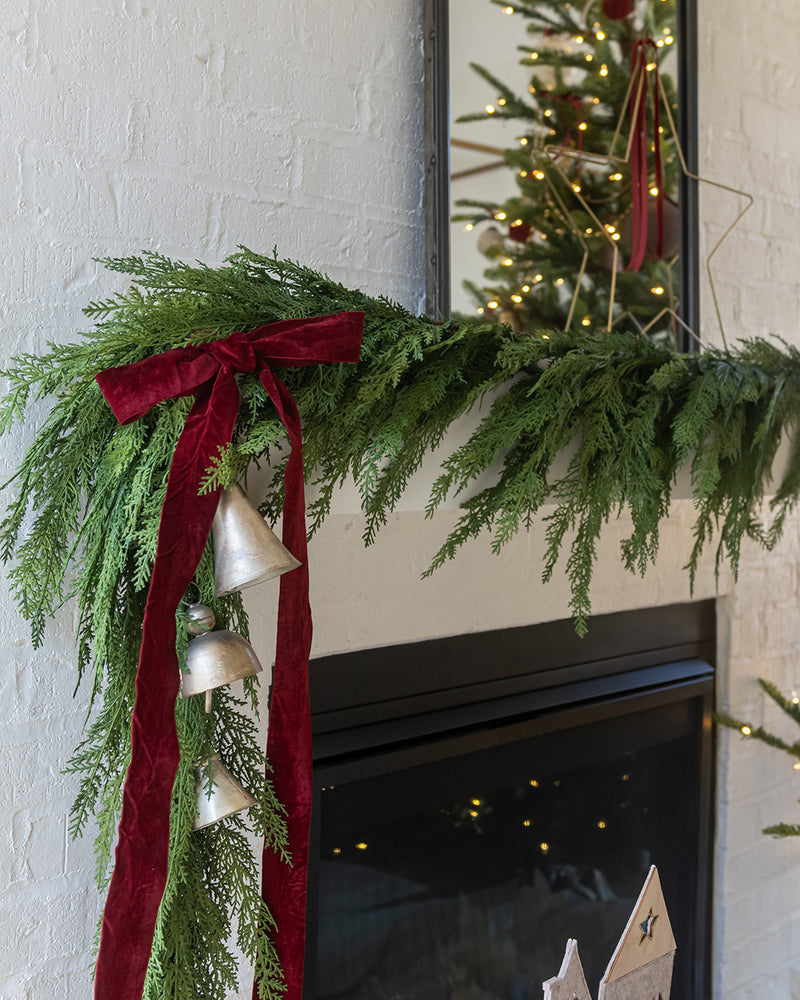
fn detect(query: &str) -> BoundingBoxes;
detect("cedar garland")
[3,247,800,998]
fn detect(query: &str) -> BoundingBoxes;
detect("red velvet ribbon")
[93,311,364,1000]
[627,39,664,272]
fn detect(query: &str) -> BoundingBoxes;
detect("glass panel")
[314,698,702,999]
[448,0,683,345]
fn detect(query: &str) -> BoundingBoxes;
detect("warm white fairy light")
[471,798,481,806]
[646,62,656,72]
[519,170,528,177]
[512,218,524,226]
[651,286,665,295]
[650,186,659,196]
[534,274,543,282]
[511,294,522,303]
[495,211,507,220]
[542,333,550,339]
[741,725,752,736]
[533,169,545,180]
[555,277,564,286]
[464,223,474,231]
[522,284,530,292]
[530,51,539,59]
[578,122,588,131]
[486,104,496,114]
[793,691,799,705]
[585,53,593,62]
[605,224,616,234]
[596,29,606,40]
[529,779,539,787]
[794,762,800,770]
[572,183,581,193]
[544,109,553,117]
[597,819,607,829]
[476,307,485,314]
[498,98,507,106]
[581,316,591,326]
[333,847,342,855]
[585,227,593,235]
[469,809,479,818]
[487,300,499,309]
[523,819,532,827]
[502,258,514,266]
[540,842,550,854]
[610,172,623,181]
[612,232,621,241]
[575,35,584,43]
[355,842,368,850]
[519,137,529,145]
[665,35,674,44]
[600,64,608,76]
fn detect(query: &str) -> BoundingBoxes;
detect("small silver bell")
[180,628,263,698]
[194,755,257,830]
[212,484,301,597]
[186,602,216,636]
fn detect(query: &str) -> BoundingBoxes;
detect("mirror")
[425,0,698,346]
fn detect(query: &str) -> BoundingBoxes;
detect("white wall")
[2,0,800,998]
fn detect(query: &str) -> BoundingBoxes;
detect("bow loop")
[198,330,258,373]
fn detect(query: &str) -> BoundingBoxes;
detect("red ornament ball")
[601,0,633,19]
[509,221,531,243]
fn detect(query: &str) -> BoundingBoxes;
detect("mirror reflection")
[449,0,682,344]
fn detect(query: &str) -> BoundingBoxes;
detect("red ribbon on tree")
[627,39,664,272]
[93,311,364,1000]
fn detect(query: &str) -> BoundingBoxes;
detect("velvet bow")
[627,39,664,272]
[93,311,364,1000]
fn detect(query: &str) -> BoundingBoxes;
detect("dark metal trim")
[423,0,450,318]
[678,0,701,347]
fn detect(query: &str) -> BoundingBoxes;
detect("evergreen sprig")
[3,248,800,995]
[716,679,800,838]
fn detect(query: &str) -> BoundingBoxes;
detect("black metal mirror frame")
[424,0,699,346]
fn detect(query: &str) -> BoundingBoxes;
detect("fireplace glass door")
[306,603,714,1000]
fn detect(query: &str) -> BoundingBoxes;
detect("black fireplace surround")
[305,601,715,1000]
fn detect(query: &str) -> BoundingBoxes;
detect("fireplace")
[305,601,715,1000]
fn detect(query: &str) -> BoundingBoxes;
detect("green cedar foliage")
[716,680,800,838]
[3,248,800,994]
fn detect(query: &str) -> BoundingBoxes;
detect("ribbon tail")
[254,368,314,1000]
[94,372,241,1000]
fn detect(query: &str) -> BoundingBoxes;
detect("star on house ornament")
[542,866,677,1000]
[534,8,753,349]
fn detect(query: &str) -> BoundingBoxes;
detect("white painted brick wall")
[2,0,800,997]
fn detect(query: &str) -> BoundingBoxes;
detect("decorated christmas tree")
[452,0,681,342]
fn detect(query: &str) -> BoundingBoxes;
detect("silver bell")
[180,627,263,698]
[194,755,257,830]
[213,484,301,597]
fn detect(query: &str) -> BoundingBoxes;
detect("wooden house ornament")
[544,866,677,1000]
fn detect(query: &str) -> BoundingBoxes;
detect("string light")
[581,316,591,326]
[651,286,665,295]
[487,300,499,309]
[534,274,543,282]
[650,186,659,196]
[600,64,608,77]
[612,232,621,240]
[544,109,553,117]
[646,62,656,72]
[597,819,607,829]
[575,35,584,43]
[495,211,507,220]
[464,223,474,231]
[523,819,532,827]
[512,218,524,226]
[519,136,529,145]
[605,224,616,234]
[585,227,593,235]
[511,294,523,303]
[471,798,481,806]
[476,307,485,314]
[665,35,674,44]
[572,183,581,193]
[332,847,342,855]
[540,842,550,854]
[498,98,507,106]
[469,809,479,818]
[794,762,800,770]
[622,773,631,782]
[355,842,368,850]
[585,53,593,62]
[530,51,539,60]
[792,691,799,705]
[522,284,530,292]
[502,258,514,266]
[486,104,496,114]
[555,277,564,286]
[741,725,752,736]
[610,172,623,181]
[578,122,588,131]
[533,170,545,180]
[542,333,550,339]
[596,29,606,40]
